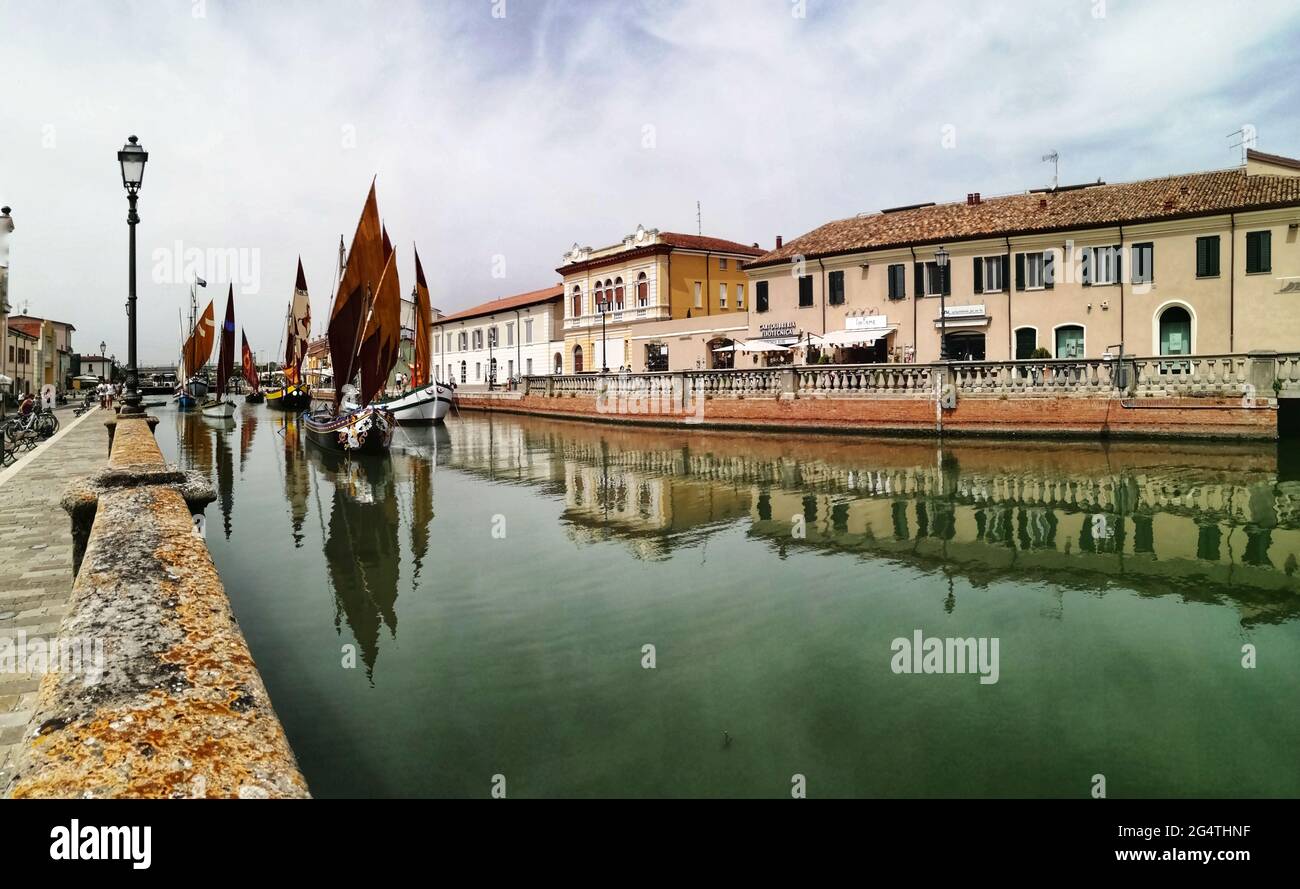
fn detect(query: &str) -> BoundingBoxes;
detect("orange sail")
[411,245,432,388]
[358,245,401,406]
[183,300,216,377]
[328,181,386,409]
[284,259,312,384]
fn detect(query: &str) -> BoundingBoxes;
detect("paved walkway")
[0,406,108,789]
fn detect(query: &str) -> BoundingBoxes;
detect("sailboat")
[303,182,396,453]
[178,294,215,409]
[242,330,264,404]
[378,245,455,424]
[266,259,314,411]
[200,285,237,418]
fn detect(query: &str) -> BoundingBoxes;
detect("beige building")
[743,149,1300,364]
[558,226,762,373]
[433,284,565,386]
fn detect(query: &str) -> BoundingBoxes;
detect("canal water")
[155,403,1300,798]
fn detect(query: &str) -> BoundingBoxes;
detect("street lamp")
[99,340,106,382]
[117,135,148,415]
[934,246,950,361]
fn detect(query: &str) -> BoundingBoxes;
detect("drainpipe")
[909,246,919,360]
[1230,213,1236,352]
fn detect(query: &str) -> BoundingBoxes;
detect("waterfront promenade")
[0,406,106,789]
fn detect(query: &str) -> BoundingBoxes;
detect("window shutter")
[1043,250,1055,290]
[1001,255,1011,291]
[1081,247,1092,286]
[973,257,984,294]
[915,263,924,297]
[1015,253,1025,291]
[943,263,951,296]
[1196,237,1207,277]
[1261,231,1272,272]
[1209,237,1220,277]
[1114,244,1122,283]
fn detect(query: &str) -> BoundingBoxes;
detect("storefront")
[818,314,896,364]
[935,304,989,361]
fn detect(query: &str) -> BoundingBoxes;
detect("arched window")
[459,360,466,383]
[594,281,604,313]
[1054,325,1085,359]
[637,271,649,307]
[1158,306,1192,355]
[553,352,563,374]
[572,285,582,317]
[614,277,624,310]
[573,345,584,374]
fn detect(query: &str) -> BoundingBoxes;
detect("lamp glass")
[118,138,147,189]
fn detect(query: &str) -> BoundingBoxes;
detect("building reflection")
[445,416,1300,625]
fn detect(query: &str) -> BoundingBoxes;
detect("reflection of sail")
[282,414,310,547]
[409,451,434,586]
[316,452,400,679]
[239,407,258,470]
[182,413,213,473]
[212,422,235,539]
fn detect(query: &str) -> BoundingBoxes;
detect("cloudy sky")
[3,0,1299,364]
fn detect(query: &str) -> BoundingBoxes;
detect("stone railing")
[4,416,309,799]
[522,352,1300,402]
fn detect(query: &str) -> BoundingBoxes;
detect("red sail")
[242,330,259,392]
[284,258,311,384]
[215,285,235,398]
[183,300,215,377]
[411,245,432,388]
[328,181,385,409]
[358,245,401,406]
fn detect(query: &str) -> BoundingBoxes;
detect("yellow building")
[557,226,762,373]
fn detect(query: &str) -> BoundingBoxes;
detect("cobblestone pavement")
[0,406,108,790]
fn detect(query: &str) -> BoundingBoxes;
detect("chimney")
[775,235,783,249]
[966,193,982,205]
[1039,197,1048,209]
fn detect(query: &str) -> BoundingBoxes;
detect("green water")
[155,404,1300,798]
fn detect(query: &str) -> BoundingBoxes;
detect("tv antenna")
[1228,127,1257,165]
[696,200,702,235]
[1042,151,1060,190]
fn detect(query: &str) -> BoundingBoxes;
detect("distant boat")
[304,181,395,453]
[200,285,237,418]
[242,329,265,404]
[267,259,314,412]
[178,294,215,406]
[379,245,454,424]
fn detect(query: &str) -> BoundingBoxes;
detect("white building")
[433,284,565,386]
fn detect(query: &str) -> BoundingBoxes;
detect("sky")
[2,0,1299,365]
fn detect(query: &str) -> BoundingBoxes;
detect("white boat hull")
[200,399,236,418]
[383,383,454,425]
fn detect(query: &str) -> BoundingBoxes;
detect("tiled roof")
[748,165,1300,269]
[1248,148,1300,172]
[436,284,564,325]
[8,314,75,331]
[657,232,765,256]
[8,319,41,339]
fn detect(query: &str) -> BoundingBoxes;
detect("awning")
[717,339,790,353]
[813,328,894,347]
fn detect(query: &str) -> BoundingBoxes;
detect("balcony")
[564,305,670,330]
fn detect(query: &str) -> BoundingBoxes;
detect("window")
[719,283,728,308]
[572,286,583,317]
[1246,230,1271,273]
[506,323,514,346]
[472,330,484,350]
[636,272,649,307]
[524,318,534,343]
[459,361,466,383]
[1196,236,1221,277]
[719,257,728,270]
[973,256,1005,293]
[526,358,533,375]
[756,280,769,313]
[917,262,950,296]
[694,281,702,309]
[595,281,605,313]
[458,331,468,351]
[1015,328,1038,359]
[614,277,624,310]
[1159,306,1192,356]
[737,284,745,308]
[798,275,814,307]
[887,263,906,300]
[1015,251,1054,290]
[487,327,498,348]
[475,362,481,380]
[1131,242,1154,284]
[1055,325,1085,359]
[1085,246,1120,285]
[828,270,845,305]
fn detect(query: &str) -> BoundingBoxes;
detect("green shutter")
[1043,250,1054,290]
[1196,237,1208,277]
[973,257,984,294]
[1209,236,1220,276]
[915,263,925,297]
[1015,253,1025,291]
[1261,231,1272,272]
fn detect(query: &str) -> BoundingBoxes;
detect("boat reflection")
[443,416,1300,626]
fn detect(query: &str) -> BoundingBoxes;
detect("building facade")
[743,149,1300,364]
[6,315,76,393]
[557,226,762,373]
[5,325,38,397]
[433,284,565,386]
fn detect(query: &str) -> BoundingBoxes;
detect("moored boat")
[381,381,455,424]
[200,285,237,418]
[266,383,312,411]
[304,180,398,455]
[242,329,264,404]
[268,259,315,412]
[383,244,454,425]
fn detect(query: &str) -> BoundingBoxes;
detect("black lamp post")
[99,340,106,381]
[600,305,608,373]
[117,135,148,415]
[934,246,949,361]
